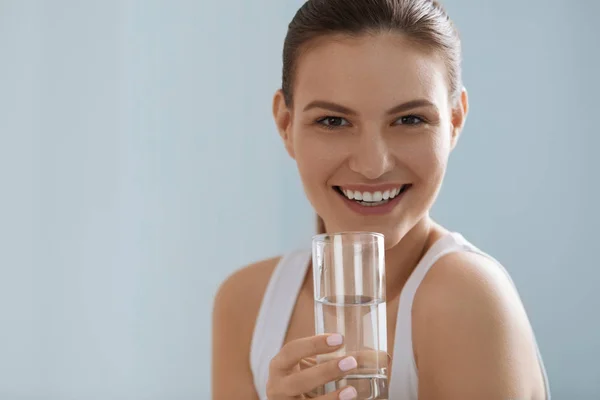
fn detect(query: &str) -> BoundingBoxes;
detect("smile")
[333,184,411,215]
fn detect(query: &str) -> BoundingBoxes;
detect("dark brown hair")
[280,0,463,233]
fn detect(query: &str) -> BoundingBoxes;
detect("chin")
[323,219,411,247]
[323,206,431,247]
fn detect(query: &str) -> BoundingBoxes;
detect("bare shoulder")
[413,251,546,399]
[413,251,532,353]
[414,250,523,317]
[211,256,281,400]
[215,256,281,305]
[213,255,282,333]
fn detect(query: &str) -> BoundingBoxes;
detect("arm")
[211,258,280,400]
[413,251,546,400]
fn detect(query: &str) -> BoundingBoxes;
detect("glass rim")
[312,231,384,243]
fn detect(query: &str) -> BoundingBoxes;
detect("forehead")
[293,33,449,110]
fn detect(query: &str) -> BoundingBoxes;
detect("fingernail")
[326,333,343,346]
[339,386,357,400]
[338,356,357,372]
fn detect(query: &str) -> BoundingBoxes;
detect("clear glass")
[312,232,388,400]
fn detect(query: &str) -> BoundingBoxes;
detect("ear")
[450,87,469,150]
[272,89,295,159]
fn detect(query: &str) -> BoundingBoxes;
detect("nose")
[348,131,395,180]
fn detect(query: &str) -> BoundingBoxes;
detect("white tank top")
[250,232,551,399]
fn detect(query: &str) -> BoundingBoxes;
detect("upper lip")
[334,183,408,192]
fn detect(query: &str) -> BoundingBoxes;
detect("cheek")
[398,131,450,184]
[292,131,347,217]
[292,128,342,190]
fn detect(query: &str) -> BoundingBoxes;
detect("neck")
[384,215,440,300]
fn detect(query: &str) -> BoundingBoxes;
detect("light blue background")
[1,0,598,398]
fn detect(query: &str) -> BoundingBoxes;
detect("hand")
[265,334,358,400]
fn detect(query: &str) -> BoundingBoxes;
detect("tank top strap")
[250,249,311,399]
[399,232,469,306]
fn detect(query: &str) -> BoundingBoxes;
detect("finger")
[316,385,358,400]
[283,355,357,395]
[270,334,344,372]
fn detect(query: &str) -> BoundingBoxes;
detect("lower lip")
[336,186,409,216]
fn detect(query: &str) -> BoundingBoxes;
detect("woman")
[212,0,550,399]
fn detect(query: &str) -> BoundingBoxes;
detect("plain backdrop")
[1,0,598,398]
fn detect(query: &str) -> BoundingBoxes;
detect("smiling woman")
[283,31,454,244]
[212,1,550,399]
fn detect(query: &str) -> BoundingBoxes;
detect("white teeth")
[339,186,404,203]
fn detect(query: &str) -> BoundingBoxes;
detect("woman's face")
[274,32,467,246]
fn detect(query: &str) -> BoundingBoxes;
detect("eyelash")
[315,115,426,130]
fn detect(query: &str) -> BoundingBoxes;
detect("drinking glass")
[312,232,388,399]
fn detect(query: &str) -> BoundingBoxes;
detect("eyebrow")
[302,99,438,116]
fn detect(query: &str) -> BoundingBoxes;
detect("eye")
[394,115,425,126]
[316,116,351,129]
